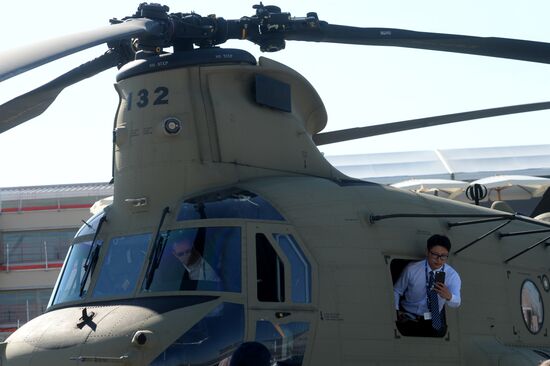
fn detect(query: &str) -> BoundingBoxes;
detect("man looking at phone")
[393,234,461,337]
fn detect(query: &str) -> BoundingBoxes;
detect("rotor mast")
[111,49,337,213]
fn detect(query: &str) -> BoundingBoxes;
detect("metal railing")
[1,242,69,271]
[0,301,49,326]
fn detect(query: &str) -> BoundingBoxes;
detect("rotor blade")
[287,24,550,64]
[313,101,550,145]
[0,18,161,82]
[0,51,119,134]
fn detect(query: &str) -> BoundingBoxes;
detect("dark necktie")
[179,269,190,290]
[428,271,443,330]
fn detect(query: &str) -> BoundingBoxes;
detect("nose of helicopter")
[3,297,220,366]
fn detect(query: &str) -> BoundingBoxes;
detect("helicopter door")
[246,223,317,366]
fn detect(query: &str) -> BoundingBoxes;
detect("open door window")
[389,256,450,338]
[256,233,286,302]
[246,224,317,364]
[251,225,315,306]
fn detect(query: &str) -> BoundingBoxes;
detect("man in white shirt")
[393,234,461,337]
[172,233,220,283]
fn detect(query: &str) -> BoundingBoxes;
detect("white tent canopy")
[450,175,550,202]
[391,179,468,197]
[326,144,550,184]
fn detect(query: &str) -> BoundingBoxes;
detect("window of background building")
[1,196,104,213]
[0,289,52,327]
[0,229,77,265]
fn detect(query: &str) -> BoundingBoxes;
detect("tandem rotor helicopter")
[3,2,550,365]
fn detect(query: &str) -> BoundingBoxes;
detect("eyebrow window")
[177,188,285,221]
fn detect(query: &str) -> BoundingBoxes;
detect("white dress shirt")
[184,258,220,281]
[394,259,461,316]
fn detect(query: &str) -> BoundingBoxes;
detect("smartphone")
[435,271,446,284]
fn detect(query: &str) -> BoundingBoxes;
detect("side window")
[92,233,150,298]
[521,280,544,334]
[256,233,285,302]
[391,258,448,338]
[144,227,241,293]
[274,234,311,303]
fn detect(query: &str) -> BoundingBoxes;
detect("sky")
[1,0,550,187]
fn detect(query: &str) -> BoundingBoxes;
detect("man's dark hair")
[427,234,451,251]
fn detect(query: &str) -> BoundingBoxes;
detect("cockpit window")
[75,211,105,238]
[177,188,284,221]
[92,233,150,298]
[51,241,99,305]
[143,227,241,293]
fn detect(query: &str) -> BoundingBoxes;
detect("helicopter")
[3,2,550,365]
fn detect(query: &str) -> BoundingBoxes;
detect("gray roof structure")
[0,182,113,202]
[0,145,549,201]
[327,144,550,184]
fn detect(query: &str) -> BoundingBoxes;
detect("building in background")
[0,183,112,341]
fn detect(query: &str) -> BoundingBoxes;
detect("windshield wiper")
[144,206,170,290]
[79,215,107,297]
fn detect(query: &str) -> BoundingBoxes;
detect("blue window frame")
[274,234,312,303]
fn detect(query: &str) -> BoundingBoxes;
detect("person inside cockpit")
[171,230,220,282]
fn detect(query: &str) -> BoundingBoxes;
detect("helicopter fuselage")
[3,49,550,366]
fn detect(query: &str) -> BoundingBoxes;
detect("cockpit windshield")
[50,212,107,306]
[51,241,99,306]
[92,233,150,298]
[144,227,241,293]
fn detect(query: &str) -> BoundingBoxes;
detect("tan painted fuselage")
[3,51,550,365]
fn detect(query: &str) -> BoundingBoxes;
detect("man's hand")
[396,310,405,321]
[396,310,418,322]
[434,282,452,301]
